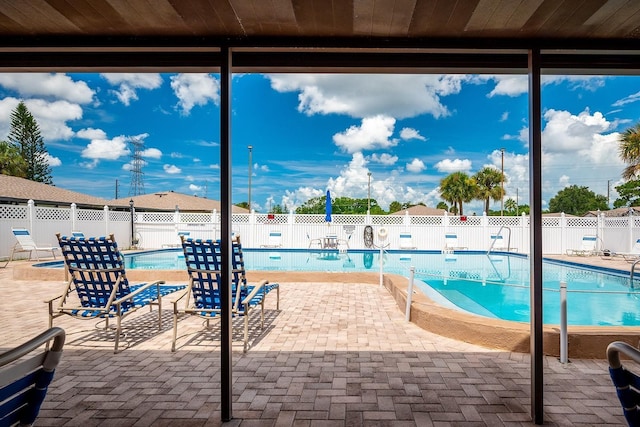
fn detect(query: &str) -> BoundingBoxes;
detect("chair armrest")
[242,280,267,305]
[113,280,166,305]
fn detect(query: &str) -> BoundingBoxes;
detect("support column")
[528,48,544,424]
[220,45,233,422]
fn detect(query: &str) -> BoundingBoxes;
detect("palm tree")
[504,198,517,215]
[439,171,477,216]
[620,123,640,180]
[473,166,505,214]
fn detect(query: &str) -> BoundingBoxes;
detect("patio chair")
[232,236,279,309]
[607,341,640,426]
[261,231,282,248]
[399,232,417,250]
[172,237,270,352]
[10,228,60,261]
[609,238,640,263]
[566,235,597,256]
[71,231,85,238]
[48,233,184,353]
[443,233,467,251]
[306,232,322,248]
[0,327,65,427]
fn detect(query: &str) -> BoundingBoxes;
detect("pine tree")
[8,101,52,184]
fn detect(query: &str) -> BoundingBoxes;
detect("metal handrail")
[487,225,512,255]
[630,258,640,290]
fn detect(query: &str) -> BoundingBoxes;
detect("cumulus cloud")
[333,115,398,153]
[400,127,426,141]
[406,158,426,173]
[434,158,473,173]
[81,135,129,161]
[0,73,94,104]
[542,108,614,153]
[268,74,467,119]
[76,128,107,140]
[142,148,162,159]
[370,153,398,165]
[101,73,163,106]
[189,184,202,192]
[0,97,82,141]
[170,73,220,114]
[45,153,62,167]
[163,164,181,174]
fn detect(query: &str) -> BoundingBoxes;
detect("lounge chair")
[0,327,65,427]
[71,231,85,238]
[48,233,184,353]
[172,236,272,352]
[566,235,597,256]
[399,232,417,250]
[443,233,467,251]
[608,238,640,263]
[10,228,60,261]
[261,231,282,248]
[490,234,509,251]
[607,341,640,425]
[232,236,279,307]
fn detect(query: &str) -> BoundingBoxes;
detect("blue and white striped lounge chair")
[10,228,60,261]
[566,235,597,256]
[261,231,282,248]
[48,233,184,353]
[232,236,279,310]
[0,327,65,427]
[607,341,640,426]
[399,232,417,250]
[444,233,467,251]
[172,236,273,352]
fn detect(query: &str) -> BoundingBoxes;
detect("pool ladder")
[630,258,640,290]
[487,225,512,255]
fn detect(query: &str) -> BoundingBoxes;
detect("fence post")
[70,203,77,232]
[482,211,488,251]
[629,208,635,252]
[288,209,295,248]
[405,266,415,321]
[28,199,34,234]
[103,205,110,236]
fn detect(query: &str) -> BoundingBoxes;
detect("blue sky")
[0,72,638,214]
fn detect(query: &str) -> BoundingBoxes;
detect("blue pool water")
[38,249,640,327]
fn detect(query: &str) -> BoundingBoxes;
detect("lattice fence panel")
[140,212,174,223]
[0,205,27,219]
[109,211,130,222]
[180,213,212,223]
[295,214,326,224]
[411,216,443,225]
[78,209,104,221]
[487,216,521,226]
[449,216,482,226]
[372,216,403,225]
[255,214,288,224]
[605,217,629,228]
[35,206,69,221]
[232,214,249,223]
[332,215,366,224]
[566,217,598,227]
[542,217,560,227]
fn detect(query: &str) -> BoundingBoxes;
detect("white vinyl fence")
[2,200,639,259]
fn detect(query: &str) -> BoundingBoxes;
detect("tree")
[8,101,52,184]
[619,123,640,180]
[613,179,640,208]
[548,185,608,215]
[0,140,27,177]
[436,201,449,211]
[504,198,517,215]
[473,166,505,214]
[235,201,250,210]
[388,201,402,213]
[439,171,477,216]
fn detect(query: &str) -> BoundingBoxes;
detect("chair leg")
[276,286,280,311]
[243,304,249,353]
[114,315,122,353]
[260,300,265,330]
[171,310,178,352]
[157,294,162,330]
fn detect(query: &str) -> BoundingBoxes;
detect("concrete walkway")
[0,260,628,426]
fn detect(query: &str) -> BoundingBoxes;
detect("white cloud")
[0,98,82,141]
[101,73,163,106]
[163,164,181,174]
[142,148,162,159]
[400,127,426,141]
[434,158,473,173]
[81,135,129,161]
[482,75,606,98]
[76,128,107,140]
[500,111,509,122]
[613,90,640,107]
[542,108,614,153]
[370,153,398,165]
[45,153,61,167]
[189,184,202,192]
[406,158,426,173]
[268,74,466,119]
[170,73,220,114]
[333,115,398,153]
[255,163,269,172]
[0,73,95,104]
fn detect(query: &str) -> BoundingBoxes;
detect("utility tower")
[128,137,145,196]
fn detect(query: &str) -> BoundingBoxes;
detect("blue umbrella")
[325,190,332,223]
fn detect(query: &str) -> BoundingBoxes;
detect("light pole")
[248,145,253,211]
[129,198,135,248]
[500,148,505,216]
[367,172,372,214]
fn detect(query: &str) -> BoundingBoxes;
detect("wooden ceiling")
[0,1,639,73]
[1,0,639,44]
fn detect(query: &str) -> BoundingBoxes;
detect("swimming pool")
[38,249,640,327]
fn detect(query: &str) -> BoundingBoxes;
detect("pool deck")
[0,255,633,426]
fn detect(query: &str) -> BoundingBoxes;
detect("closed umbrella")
[325,190,332,223]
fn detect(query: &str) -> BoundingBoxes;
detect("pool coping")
[13,261,638,359]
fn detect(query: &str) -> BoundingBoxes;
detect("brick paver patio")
[0,261,628,426]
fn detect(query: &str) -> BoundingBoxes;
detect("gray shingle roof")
[0,174,109,207]
[108,191,249,213]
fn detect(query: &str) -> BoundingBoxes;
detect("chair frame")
[443,233,467,251]
[0,327,65,427]
[399,232,417,250]
[566,235,598,256]
[172,236,272,352]
[607,341,640,425]
[47,233,175,353]
[260,231,282,248]
[10,228,60,261]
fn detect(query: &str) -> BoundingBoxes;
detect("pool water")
[38,248,640,327]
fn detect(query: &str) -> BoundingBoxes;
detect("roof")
[0,174,109,208]
[108,191,249,213]
[390,205,447,216]
[584,207,640,217]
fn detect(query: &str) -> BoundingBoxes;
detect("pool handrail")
[487,226,512,254]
